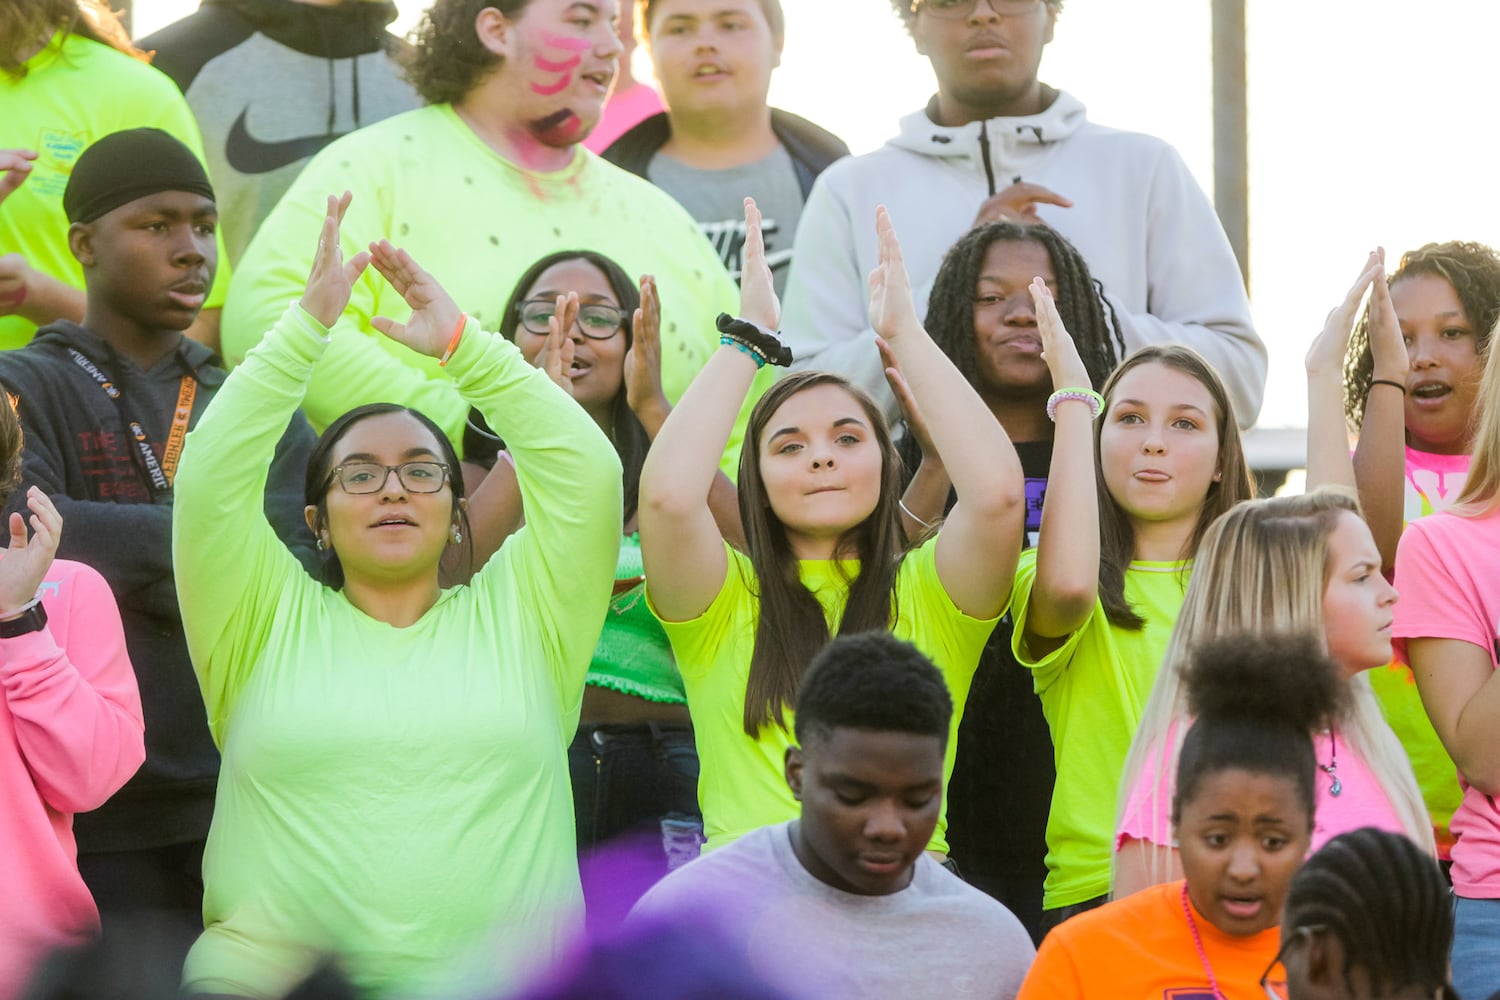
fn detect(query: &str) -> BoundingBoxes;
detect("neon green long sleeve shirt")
[221,104,771,475]
[172,304,622,998]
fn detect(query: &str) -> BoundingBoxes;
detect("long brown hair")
[2,0,145,78]
[1096,345,1254,629]
[736,372,906,736]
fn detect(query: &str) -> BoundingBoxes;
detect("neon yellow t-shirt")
[652,537,1001,855]
[1009,548,1188,910]
[0,31,229,348]
[222,103,768,473]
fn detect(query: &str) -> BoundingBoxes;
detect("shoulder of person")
[599,111,672,174]
[769,108,851,167]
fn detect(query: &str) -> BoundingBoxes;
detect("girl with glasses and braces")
[172,194,623,998]
[459,249,744,901]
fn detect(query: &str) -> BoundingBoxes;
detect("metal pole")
[1211,0,1249,291]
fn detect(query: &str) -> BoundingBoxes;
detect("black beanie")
[63,128,216,225]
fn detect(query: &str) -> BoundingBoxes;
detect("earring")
[316,536,325,551]
[1213,470,1222,482]
[451,528,463,545]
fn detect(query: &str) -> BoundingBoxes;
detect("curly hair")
[794,632,953,751]
[924,221,1123,396]
[403,0,531,105]
[2,0,144,78]
[1343,240,1500,428]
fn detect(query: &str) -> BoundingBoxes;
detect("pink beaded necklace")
[1181,882,1227,1000]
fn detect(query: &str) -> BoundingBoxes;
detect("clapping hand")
[298,192,371,329]
[625,275,670,422]
[0,487,60,617]
[368,239,468,359]
[1030,278,1092,392]
[531,293,578,394]
[1308,250,1384,379]
[739,198,779,331]
[867,207,923,341]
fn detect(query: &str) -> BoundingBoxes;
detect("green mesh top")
[589,533,685,704]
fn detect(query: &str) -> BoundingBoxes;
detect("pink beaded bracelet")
[1046,387,1104,422]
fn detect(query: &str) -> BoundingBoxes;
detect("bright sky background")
[128,0,1500,430]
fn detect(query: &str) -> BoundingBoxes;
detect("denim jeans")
[1452,894,1500,1000]
[569,722,703,867]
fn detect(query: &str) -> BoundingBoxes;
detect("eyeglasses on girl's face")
[325,461,450,495]
[516,298,625,340]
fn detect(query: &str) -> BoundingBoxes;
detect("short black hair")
[793,632,953,750]
[1284,828,1455,998]
[1173,633,1346,826]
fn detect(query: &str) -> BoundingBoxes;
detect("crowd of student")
[0,0,1497,998]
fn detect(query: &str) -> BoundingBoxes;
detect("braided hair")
[924,222,1124,396]
[1344,240,1500,428]
[1283,827,1456,998]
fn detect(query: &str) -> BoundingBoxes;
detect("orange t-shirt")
[1017,881,1284,1000]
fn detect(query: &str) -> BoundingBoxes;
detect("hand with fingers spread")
[867,206,924,342]
[532,293,579,395]
[298,192,371,328]
[366,240,467,358]
[738,197,780,331]
[1031,277,1092,392]
[625,275,670,424]
[0,149,37,208]
[973,180,1074,228]
[1308,250,1384,379]
[0,486,62,615]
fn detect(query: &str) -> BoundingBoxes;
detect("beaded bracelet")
[1369,378,1407,396]
[438,313,468,367]
[1046,387,1105,422]
[716,313,793,368]
[721,336,767,369]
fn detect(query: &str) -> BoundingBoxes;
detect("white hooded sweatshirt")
[781,90,1265,428]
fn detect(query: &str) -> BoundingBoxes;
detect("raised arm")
[367,239,622,691]
[1018,279,1100,651]
[1351,260,1410,568]
[641,200,777,621]
[1306,252,1383,490]
[870,208,1024,620]
[0,489,144,813]
[174,194,372,736]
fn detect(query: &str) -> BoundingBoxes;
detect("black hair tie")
[716,313,793,368]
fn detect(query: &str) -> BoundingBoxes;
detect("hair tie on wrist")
[438,313,467,367]
[716,313,792,368]
[1046,387,1104,422]
[898,498,933,530]
[1368,378,1407,396]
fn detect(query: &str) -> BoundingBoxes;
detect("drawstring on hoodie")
[977,119,997,197]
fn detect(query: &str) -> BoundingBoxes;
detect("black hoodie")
[138,0,420,265]
[0,322,318,852]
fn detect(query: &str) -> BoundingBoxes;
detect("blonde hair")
[1112,489,1434,892]
[1454,317,1500,512]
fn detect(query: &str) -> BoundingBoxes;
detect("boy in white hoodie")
[781,0,1265,430]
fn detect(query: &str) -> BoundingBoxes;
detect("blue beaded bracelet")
[721,336,767,369]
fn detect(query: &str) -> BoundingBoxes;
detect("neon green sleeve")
[448,322,623,707]
[172,304,328,742]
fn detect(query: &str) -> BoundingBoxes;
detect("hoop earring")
[316,536,326,551]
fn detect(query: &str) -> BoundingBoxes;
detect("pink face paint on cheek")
[539,31,592,52]
[535,52,582,74]
[530,74,574,96]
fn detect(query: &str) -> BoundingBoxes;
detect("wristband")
[715,313,793,368]
[1368,378,1407,396]
[1046,387,1104,422]
[438,313,468,367]
[0,598,46,638]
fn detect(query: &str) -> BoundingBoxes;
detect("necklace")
[1319,728,1343,797]
[1181,883,1227,1000]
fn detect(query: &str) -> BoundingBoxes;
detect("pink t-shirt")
[1393,506,1500,899]
[1117,722,1404,856]
[584,82,665,154]
[1404,446,1470,521]
[0,557,144,1000]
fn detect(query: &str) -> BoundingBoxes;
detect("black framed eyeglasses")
[1258,924,1327,1000]
[910,0,1043,19]
[516,298,625,340]
[325,461,450,495]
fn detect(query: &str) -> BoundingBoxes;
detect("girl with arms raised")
[639,200,1024,859]
[172,194,622,998]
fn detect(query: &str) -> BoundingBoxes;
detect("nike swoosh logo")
[225,109,348,175]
